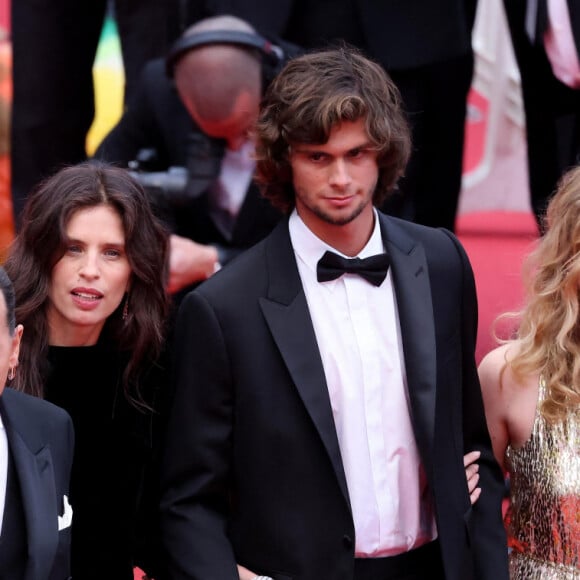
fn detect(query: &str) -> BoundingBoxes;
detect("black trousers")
[354,540,444,580]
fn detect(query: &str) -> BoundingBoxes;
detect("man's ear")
[9,324,23,368]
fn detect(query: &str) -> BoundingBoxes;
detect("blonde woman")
[479,165,580,579]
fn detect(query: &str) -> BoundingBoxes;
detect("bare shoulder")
[479,342,539,453]
[479,343,522,466]
[478,344,515,390]
[479,342,535,401]
[478,344,515,431]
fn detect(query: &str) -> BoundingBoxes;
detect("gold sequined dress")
[505,377,580,579]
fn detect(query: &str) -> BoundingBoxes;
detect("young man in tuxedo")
[160,45,508,580]
[0,267,74,579]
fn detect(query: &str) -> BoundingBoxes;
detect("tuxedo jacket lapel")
[1,400,59,580]
[380,216,437,477]
[258,216,438,504]
[259,221,351,506]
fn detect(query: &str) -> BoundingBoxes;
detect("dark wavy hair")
[4,160,170,404]
[254,44,412,212]
[0,267,16,336]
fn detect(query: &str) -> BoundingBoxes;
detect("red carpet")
[458,86,537,364]
[457,211,539,364]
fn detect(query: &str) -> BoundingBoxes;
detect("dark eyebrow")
[65,237,125,248]
[292,140,374,155]
[348,144,373,153]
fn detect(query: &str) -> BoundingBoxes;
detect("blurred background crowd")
[5,1,580,577]
[1,0,563,359]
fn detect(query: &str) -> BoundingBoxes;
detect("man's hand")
[237,564,272,580]
[168,234,220,294]
[464,450,481,505]
[237,565,256,580]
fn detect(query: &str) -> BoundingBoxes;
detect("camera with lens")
[128,132,225,228]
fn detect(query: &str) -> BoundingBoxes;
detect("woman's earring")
[122,294,129,321]
[7,366,15,381]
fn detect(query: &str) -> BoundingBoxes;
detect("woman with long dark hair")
[4,160,169,578]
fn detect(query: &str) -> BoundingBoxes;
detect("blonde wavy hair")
[504,166,580,422]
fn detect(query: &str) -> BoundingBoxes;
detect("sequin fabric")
[506,377,580,578]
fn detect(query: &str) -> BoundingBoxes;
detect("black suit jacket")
[209,0,477,70]
[0,388,74,580]
[204,0,476,232]
[160,212,509,580]
[502,0,580,226]
[94,58,282,264]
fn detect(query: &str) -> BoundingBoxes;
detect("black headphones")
[165,29,287,87]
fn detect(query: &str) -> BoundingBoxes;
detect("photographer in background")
[95,14,298,297]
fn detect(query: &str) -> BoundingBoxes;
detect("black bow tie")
[316,250,390,286]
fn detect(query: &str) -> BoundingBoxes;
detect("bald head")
[183,14,256,36]
[172,15,263,149]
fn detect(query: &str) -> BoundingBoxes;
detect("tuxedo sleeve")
[444,230,509,579]
[160,290,239,580]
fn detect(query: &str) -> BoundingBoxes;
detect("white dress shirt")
[0,413,8,535]
[289,210,436,557]
[209,139,256,239]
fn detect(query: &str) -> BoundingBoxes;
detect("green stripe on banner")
[94,16,123,69]
[88,15,125,155]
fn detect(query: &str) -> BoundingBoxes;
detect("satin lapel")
[380,216,436,472]
[1,400,58,580]
[259,222,350,505]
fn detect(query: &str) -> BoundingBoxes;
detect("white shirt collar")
[289,208,385,281]
[223,139,256,169]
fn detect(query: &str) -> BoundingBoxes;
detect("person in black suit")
[160,45,508,580]
[0,266,74,580]
[95,14,298,298]
[204,0,478,232]
[502,0,580,231]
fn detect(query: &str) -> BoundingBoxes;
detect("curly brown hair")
[254,44,411,213]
